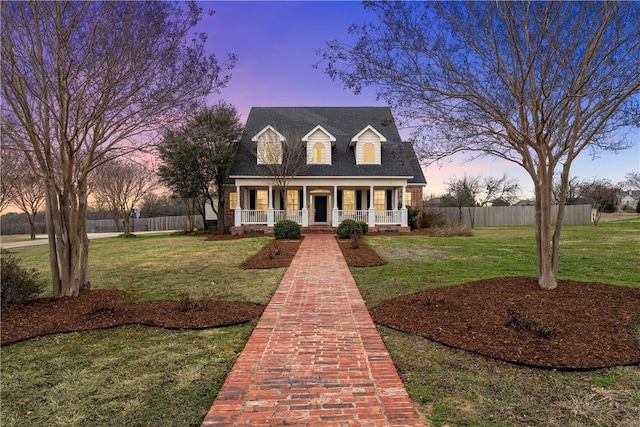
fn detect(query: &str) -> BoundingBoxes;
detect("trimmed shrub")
[337,219,362,239]
[358,221,369,235]
[1,252,46,308]
[274,220,301,239]
[407,206,420,230]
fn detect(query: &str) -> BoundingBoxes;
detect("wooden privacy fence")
[428,205,592,227]
[85,215,204,233]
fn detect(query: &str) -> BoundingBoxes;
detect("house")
[219,107,426,234]
[618,189,640,210]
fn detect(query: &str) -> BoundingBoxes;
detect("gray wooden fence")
[428,205,591,227]
[86,215,204,233]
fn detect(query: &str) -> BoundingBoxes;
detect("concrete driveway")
[0,231,175,250]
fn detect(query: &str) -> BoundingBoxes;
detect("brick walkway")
[202,234,424,426]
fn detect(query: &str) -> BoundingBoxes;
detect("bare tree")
[90,159,157,235]
[1,2,234,297]
[7,153,46,239]
[321,2,640,289]
[254,127,308,216]
[580,179,620,225]
[621,172,640,190]
[0,147,19,213]
[553,176,582,205]
[443,174,480,224]
[483,176,518,207]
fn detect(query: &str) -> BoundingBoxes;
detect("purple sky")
[202,1,639,197]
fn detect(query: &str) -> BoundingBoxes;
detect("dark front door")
[314,196,327,222]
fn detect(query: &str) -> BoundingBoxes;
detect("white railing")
[375,210,402,225]
[274,210,303,224]
[241,210,268,224]
[338,210,369,223]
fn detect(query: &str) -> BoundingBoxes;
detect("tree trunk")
[535,171,558,290]
[28,211,36,240]
[44,173,89,297]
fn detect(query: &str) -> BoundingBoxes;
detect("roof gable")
[349,125,387,147]
[251,125,285,142]
[302,125,336,146]
[229,107,426,184]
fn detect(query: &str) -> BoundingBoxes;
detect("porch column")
[368,185,375,228]
[401,184,408,227]
[234,184,242,226]
[301,185,308,227]
[332,185,339,226]
[267,185,274,227]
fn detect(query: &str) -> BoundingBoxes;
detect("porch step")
[303,226,336,234]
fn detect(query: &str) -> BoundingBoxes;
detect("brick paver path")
[202,234,424,426]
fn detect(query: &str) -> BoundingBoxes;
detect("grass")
[1,234,283,426]
[5,233,282,304]
[2,221,639,426]
[1,323,255,427]
[0,234,42,244]
[355,219,640,426]
[357,220,639,307]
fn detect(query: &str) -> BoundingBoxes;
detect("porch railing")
[375,210,402,225]
[338,210,369,223]
[274,210,303,224]
[241,209,267,224]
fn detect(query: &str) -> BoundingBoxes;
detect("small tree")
[580,179,620,225]
[553,176,583,206]
[158,102,243,232]
[0,146,45,239]
[254,127,308,216]
[443,174,480,225]
[90,159,157,234]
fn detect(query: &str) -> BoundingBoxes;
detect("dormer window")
[313,143,325,163]
[252,125,284,164]
[351,125,386,165]
[303,125,336,165]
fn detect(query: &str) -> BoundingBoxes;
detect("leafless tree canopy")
[253,127,308,214]
[1,1,235,297]
[321,1,640,289]
[90,159,157,235]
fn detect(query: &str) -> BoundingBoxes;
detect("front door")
[314,196,327,223]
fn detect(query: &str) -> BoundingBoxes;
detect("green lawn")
[356,219,640,427]
[2,222,639,426]
[1,234,283,427]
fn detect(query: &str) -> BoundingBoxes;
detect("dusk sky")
[202,1,638,198]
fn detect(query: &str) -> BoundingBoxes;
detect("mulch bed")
[1,289,264,346]
[371,277,640,370]
[335,236,386,267]
[4,236,639,371]
[240,238,303,269]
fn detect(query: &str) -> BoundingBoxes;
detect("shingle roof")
[229,107,426,184]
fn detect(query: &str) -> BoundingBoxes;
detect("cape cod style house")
[218,107,426,235]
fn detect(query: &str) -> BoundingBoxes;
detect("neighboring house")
[618,190,640,209]
[217,107,426,234]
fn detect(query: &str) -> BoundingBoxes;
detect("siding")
[355,129,381,164]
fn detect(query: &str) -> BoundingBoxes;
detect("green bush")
[1,252,46,308]
[337,219,363,239]
[358,221,369,235]
[637,202,640,214]
[274,220,301,239]
[407,206,420,230]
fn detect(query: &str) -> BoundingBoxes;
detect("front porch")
[229,178,416,235]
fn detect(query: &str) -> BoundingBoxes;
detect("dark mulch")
[371,277,640,370]
[335,236,386,267]
[1,289,264,346]
[240,238,303,269]
[4,237,638,371]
